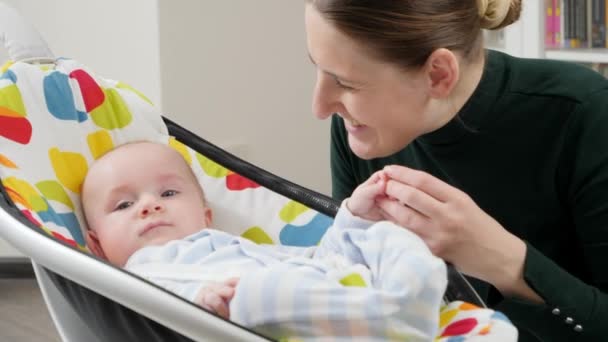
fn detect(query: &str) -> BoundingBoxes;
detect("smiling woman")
[305,1,484,160]
[304,1,608,341]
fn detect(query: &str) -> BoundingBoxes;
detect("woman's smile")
[344,119,367,135]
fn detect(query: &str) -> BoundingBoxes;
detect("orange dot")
[479,324,491,335]
[459,302,480,310]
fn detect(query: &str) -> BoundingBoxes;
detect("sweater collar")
[418,50,507,145]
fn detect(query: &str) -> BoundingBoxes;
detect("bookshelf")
[485,0,608,66]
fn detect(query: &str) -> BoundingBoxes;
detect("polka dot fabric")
[0,58,333,252]
[436,301,517,341]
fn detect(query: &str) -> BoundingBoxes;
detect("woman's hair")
[307,0,522,69]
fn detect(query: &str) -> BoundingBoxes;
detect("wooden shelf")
[545,49,608,63]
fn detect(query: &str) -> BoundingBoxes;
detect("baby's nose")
[139,200,164,217]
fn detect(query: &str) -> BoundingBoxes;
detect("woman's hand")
[377,165,542,302]
[195,277,239,319]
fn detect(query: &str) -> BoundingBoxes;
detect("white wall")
[0,0,162,107]
[158,1,331,194]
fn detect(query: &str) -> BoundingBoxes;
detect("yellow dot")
[439,309,458,328]
[339,273,367,287]
[279,201,309,223]
[87,130,114,160]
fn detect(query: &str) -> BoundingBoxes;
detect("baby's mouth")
[140,221,170,236]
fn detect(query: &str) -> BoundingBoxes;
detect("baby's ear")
[203,207,213,227]
[85,229,107,259]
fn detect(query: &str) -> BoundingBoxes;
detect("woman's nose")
[312,72,340,120]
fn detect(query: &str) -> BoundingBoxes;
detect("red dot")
[441,318,479,336]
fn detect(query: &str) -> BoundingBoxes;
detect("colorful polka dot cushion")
[436,301,517,341]
[0,58,333,252]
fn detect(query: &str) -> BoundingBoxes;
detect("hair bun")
[478,0,519,30]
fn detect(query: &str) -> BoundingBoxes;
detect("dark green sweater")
[329,50,608,341]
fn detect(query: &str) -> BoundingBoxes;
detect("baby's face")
[82,142,211,267]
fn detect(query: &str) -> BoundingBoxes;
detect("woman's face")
[305,4,435,159]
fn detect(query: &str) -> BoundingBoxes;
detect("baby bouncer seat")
[0,3,508,341]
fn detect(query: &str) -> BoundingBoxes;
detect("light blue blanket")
[126,205,447,341]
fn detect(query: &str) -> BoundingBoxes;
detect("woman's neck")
[428,52,486,133]
[451,53,486,116]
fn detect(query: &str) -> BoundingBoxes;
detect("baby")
[82,141,448,341]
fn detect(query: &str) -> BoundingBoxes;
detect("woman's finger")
[384,179,442,218]
[384,165,451,203]
[377,197,430,235]
[359,178,386,199]
[361,170,385,186]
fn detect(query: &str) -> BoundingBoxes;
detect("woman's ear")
[424,48,460,99]
[86,229,107,259]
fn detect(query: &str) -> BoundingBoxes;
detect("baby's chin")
[144,236,180,247]
[142,230,198,247]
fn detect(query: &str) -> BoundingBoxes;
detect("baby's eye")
[162,190,178,197]
[114,201,132,211]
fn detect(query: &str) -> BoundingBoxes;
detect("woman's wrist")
[487,232,544,303]
[489,232,526,292]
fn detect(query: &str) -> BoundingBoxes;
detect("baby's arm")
[316,171,389,258]
[346,170,387,221]
[194,277,239,319]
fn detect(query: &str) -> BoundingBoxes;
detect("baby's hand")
[346,170,388,221]
[195,277,239,319]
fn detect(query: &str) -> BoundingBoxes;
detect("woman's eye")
[114,202,132,211]
[162,190,178,197]
[334,78,355,91]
